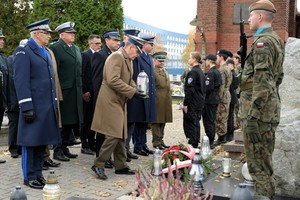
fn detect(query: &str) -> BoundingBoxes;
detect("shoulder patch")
[187,77,193,84]
[257,42,264,48]
[16,51,26,56]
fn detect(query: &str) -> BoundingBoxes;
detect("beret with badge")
[249,0,277,13]
[205,54,217,62]
[55,22,76,33]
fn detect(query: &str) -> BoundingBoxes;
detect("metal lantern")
[152,148,162,176]
[222,152,232,177]
[43,170,61,200]
[201,136,211,159]
[137,70,149,97]
[10,186,27,200]
[242,162,254,187]
[188,148,205,195]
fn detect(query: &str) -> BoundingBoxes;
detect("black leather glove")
[245,116,261,143]
[23,110,36,123]
[134,90,147,99]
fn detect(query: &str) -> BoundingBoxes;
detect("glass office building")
[124,16,188,83]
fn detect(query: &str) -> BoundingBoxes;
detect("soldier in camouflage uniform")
[214,50,232,146]
[233,54,242,130]
[239,1,285,199]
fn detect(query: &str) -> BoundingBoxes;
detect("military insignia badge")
[205,80,210,85]
[257,42,264,47]
[188,77,193,84]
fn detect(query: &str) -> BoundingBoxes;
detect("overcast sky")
[122,0,197,34]
[122,0,300,34]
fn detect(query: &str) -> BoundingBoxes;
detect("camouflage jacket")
[218,63,232,103]
[239,27,285,123]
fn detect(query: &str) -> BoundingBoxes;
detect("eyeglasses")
[38,31,51,35]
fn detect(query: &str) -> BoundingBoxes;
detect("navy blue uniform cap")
[123,29,140,36]
[102,30,121,41]
[140,35,155,44]
[127,35,146,53]
[26,18,53,32]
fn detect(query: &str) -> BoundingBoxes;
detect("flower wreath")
[161,143,195,174]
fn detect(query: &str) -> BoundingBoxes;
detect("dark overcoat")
[81,49,94,96]
[91,48,136,139]
[127,52,156,123]
[13,39,60,146]
[49,38,83,125]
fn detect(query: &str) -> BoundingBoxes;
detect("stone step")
[234,129,244,143]
[223,140,244,154]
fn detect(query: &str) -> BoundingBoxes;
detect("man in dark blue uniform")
[202,54,222,149]
[0,28,8,164]
[80,34,101,155]
[13,19,61,189]
[91,30,121,168]
[128,35,156,156]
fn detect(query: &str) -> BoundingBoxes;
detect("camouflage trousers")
[242,119,277,199]
[216,101,230,136]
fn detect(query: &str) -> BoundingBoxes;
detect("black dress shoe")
[44,159,61,167]
[127,151,139,159]
[68,138,81,146]
[0,159,6,164]
[91,165,107,180]
[43,165,49,170]
[104,161,113,168]
[37,176,46,186]
[24,180,44,189]
[81,148,95,155]
[143,146,154,154]
[11,152,19,158]
[115,167,135,175]
[63,149,78,159]
[126,157,131,162]
[53,154,70,162]
[161,143,170,148]
[154,144,165,150]
[134,148,149,156]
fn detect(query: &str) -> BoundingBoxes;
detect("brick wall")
[196,0,294,56]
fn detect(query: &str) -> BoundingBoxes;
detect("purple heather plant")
[134,164,213,200]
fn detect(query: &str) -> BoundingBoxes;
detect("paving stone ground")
[0,104,192,200]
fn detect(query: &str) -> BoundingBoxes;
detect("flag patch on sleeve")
[257,42,264,47]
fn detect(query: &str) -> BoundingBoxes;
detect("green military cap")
[0,28,5,38]
[152,51,167,61]
[249,0,277,13]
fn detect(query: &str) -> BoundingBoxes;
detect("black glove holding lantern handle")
[23,109,36,123]
[134,89,147,99]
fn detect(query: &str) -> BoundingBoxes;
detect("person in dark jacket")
[202,54,222,148]
[13,19,60,189]
[80,34,101,155]
[226,59,238,141]
[49,21,83,161]
[91,30,121,168]
[0,27,8,164]
[182,52,206,148]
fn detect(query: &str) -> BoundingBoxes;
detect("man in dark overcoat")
[49,22,83,161]
[128,35,156,157]
[91,30,121,168]
[80,34,101,155]
[13,19,60,189]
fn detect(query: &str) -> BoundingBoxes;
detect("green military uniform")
[239,27,284,198]
[216,63,232,137]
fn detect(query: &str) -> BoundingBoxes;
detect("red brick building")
[194,0,298,55]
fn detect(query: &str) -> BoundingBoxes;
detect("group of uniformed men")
[0,0,285,199]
